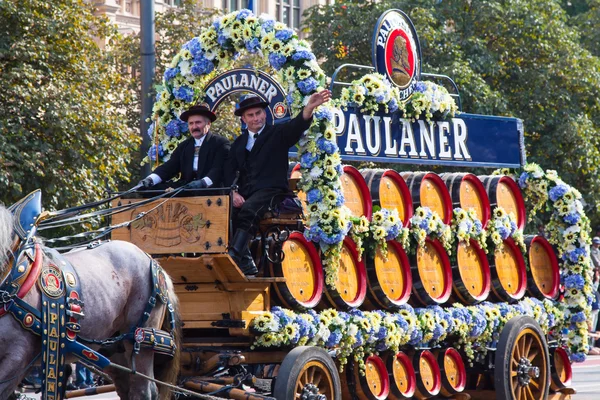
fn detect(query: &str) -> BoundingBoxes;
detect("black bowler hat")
[234,95,270,116]
[180,105,217,122]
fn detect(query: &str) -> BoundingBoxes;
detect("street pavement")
[20,355,600,399]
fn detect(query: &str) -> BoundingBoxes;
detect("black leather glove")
[138,177,154,188]
[186,179,208,189]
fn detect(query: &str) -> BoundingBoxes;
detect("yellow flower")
[180,49,192,60]
[271,39,283,52]
[297,69,311,80]
[282,44,295,57]
[494,208,506,218]
[324,167,336,180]
[353,93,365,104]
[373,227,386,240]
[323,128,335,141]
[221,15,233,26]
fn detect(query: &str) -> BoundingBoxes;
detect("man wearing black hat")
[225,90,331,276]
[139,105,230,190]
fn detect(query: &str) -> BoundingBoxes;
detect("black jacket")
[153,132,230,186]
[224,114,312,196]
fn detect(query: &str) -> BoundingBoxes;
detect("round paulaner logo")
[372,9,421,101]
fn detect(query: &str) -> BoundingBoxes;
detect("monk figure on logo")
[390,35,411,86]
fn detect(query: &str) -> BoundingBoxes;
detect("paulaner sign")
[290,108,525,168]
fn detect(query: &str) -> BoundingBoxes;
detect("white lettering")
[222,75,232,90]
[239,73,249,87]
[206,87,217,102]
[250,75,261,90]
[399,119,418,157]
[215,82,225,97]
[452,118,471,160]
[333,108,345,135]
[383,116,397,156]
[345,113,366,155]
[438,121,452,159]
[418,120,436,158]
[364,115,382,155]
[258,79,269,95]
[231,74,240,88]
[265,85,277,102]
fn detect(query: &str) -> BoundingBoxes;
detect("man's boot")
[228,229,258,276]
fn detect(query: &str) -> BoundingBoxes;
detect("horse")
[0,201,181,400]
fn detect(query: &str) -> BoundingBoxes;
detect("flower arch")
[149,9,349,278]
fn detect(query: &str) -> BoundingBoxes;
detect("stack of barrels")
[269,165,566,398]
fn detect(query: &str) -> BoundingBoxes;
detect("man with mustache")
[225,91,331,276]
[390,35,411,87]
[139,105,230,190]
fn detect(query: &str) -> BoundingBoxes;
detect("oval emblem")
[372,9,421,100]
[39,265,64,298]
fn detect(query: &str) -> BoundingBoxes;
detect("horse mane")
[0,205,14,273]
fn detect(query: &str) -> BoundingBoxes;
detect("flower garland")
[150,8,348,274]
[405,81,459,121]
[409,207,453,253]
[516,163,593,361]
[250,298,562,370]
[451,208,487,251]
[487,207,525,253]
[349,208,410,261]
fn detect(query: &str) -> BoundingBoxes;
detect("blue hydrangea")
[374,93,385,102]
[564,274,585,290]
[419,219,429,230]
[286,92,294,105]
[549,184,569,202]
[300,152,318,169]
[212,19,221,29]
[432,324,444,341]
[183,37,203,57]
[146,121,155,139]
[518,172,529,188]
[268,53,287,70]
[304,226,322,243]
[409,328,423,345]
[415,81,426,92]
[147,143,164,161]
[335,164,343,174]
[178,120,189,133]
[474,219,483,234]
[236,9,252,20]
[306,188,323,204]
[571,352,585,363]
[326,329,342,347]
[321,232,344,245]
[165,120,181,138]
[191,58,214,75]
[262,19,275,32]
[564,212,581,224]
[315,107,333,121]
[217,33,229,46]
[316,138,337,154]
[164,67,179,82]
[497,225,510,240]
[245,38,260,53]
[297,77,319,94]
[571,311,586,323]
[173,86,194,102]
[565,248,587,263]
[275,29,294,41]
[388,98,398,112]
[292,49,316,62]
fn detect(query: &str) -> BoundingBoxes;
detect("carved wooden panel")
[110,196,229,254]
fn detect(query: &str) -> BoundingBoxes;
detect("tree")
[0,0,138,210]
[303,0,600,226]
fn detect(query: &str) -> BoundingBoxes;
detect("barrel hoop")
[414,350,441,397]
[363,355,390,399]
[526,235,560,300]
[343,165,373,220]
[452,239,491,304]
[550,347,573,390]
[388,351,417,398]
[367,240,412,309]
[439,348,466,394]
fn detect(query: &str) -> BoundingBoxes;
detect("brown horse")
[0,204,181,399]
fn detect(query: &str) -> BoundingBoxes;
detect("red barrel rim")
[419,350,442,396]
[382,169,414,227]
[422,172,453,225]
[529,236,560,299]
[552,347,573,386]
[365,355,391,399]
[386,240,413,305]
[423,238,453,303]
[392,351,417,397]
[501,238,528,299]
[466,239,491,301]
[340,236,368,307]
[343,165,373,220]
[462,174,491,228]
[287,232,324,308]
[498,176,526,230]
[442,348,466,392]
[291,162,301,177]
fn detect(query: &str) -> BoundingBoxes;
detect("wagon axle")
[516,356,540,386]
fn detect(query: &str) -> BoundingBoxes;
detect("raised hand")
[303,89,332,120]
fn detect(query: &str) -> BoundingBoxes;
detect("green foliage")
[0,0,138,210]
[303,0,600,227]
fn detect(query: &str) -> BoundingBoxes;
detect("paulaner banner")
[290,108,525,169]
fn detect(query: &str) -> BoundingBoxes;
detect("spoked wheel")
[273,346,341,400]
[495,316,550,400]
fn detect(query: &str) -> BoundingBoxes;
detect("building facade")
[91,0,335,35]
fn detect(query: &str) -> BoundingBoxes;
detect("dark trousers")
[233,188,287,233]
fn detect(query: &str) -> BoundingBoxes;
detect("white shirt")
[245,125,265,151]
[148,135,213,186]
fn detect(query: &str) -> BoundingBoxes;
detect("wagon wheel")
[494,316,550,400]
[273,346,341,400]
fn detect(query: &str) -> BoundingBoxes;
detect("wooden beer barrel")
[489,238,527,302]
[362,169,413,225]
[525,235,560,300]
[441,172,491,226]
[365,241,412,310]
[452,240,491,304]
[413,350,442,399]
[341,165,373,220]
[269,232,324,310]
[550,347,573,392]
[401,172,453,224]
[479,175,526,229]
[341,355,390,400]
[436,348,467,396]
[386,351,416,399]
[321,236,367,310]
[410,239,453,306]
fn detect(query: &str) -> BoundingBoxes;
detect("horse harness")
[1,190,178,400]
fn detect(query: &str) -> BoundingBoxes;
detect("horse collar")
[0,242,42,317]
